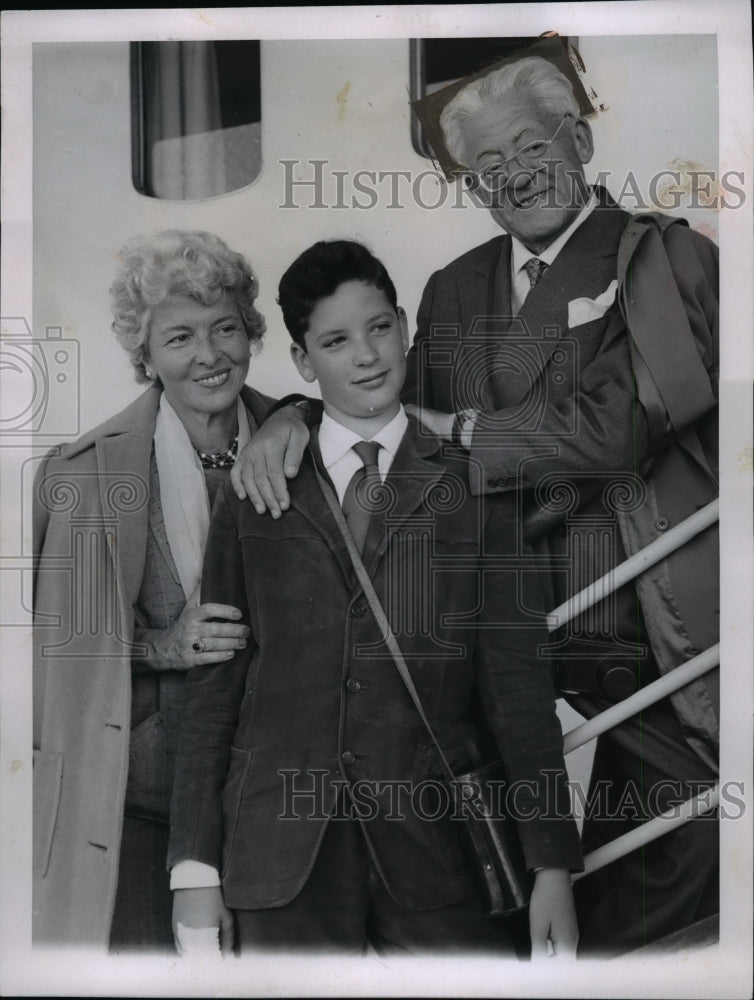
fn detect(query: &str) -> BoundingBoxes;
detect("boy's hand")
[528,868,578,959]
[172,886,235,956]
[231,405,311,515]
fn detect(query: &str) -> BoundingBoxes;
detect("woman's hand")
[133,603,250,672]
[230,404,311,516]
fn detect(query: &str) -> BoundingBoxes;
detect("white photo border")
[1,4,752,997]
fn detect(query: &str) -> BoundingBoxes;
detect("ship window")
[131,40,261,200]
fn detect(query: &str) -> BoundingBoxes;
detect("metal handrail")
[574,785,719,879]
[565,646,720,876]
[547,500,721,879]
[547,499,719,632]
[563,644,719,754]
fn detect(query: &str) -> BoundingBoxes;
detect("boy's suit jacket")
[168,416,582,912]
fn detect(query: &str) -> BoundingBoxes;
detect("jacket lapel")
[93,388,160,610]
[75,384,275,611]
[450,237,509,413]
[476,238,515,413]
[495,192,631,408]
[289,421,446,590]
[240,384,276,428]
[363,418,445,575]
[289,430,358,586]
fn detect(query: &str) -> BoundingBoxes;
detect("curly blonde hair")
[110,229,266,383]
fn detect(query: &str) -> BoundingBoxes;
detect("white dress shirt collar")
[318,407,408,503]
[510,189,598,313]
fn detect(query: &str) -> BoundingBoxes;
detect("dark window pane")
[422,37,541,89]
[410,35,592,163]
[214,40,261,129]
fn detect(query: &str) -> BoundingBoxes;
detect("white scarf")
[153,394,252,604]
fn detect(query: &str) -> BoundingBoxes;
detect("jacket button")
[656,517,669,531]
[346,678,362,693]
[341,750,356,765]
[351,603,367,618]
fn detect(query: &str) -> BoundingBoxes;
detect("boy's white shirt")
[170,405,409,893]
[318,405,408,501]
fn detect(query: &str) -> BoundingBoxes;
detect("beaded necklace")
[196,435,239,469]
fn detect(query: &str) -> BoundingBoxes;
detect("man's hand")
[231,404,311,516]
[404,405,455,441]
[528,868,578,959]
[172,886,235,957]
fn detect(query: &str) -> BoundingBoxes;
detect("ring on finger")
[192,638,206,654]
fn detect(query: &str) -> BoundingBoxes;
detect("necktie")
[342,440,381,554]
[523,257,549,288]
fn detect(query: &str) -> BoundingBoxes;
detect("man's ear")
[290,342,317,383]
[397,306,409,353]
[572,116,594,165]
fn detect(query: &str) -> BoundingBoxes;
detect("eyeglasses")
[472,114,574,193]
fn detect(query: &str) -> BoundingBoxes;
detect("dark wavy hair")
[110,229,266,383]
[277,239,398,347]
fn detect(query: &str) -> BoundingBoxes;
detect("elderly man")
[233,55,719,956]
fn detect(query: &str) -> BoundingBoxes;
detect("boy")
[167,240,581,956]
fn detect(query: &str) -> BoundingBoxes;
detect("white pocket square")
[568,279,619,328]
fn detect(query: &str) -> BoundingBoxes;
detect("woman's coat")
[32,383,272,947]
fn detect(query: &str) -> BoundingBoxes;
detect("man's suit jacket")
[402,189,719,768]
[32,383,274,947]
[405,190,650,501]
[168,417,582,912]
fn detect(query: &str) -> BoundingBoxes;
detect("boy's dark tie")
[342,440,381,554]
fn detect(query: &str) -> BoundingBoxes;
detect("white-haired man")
[232,55,719,957]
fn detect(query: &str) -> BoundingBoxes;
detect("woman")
[32,230,274,952]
